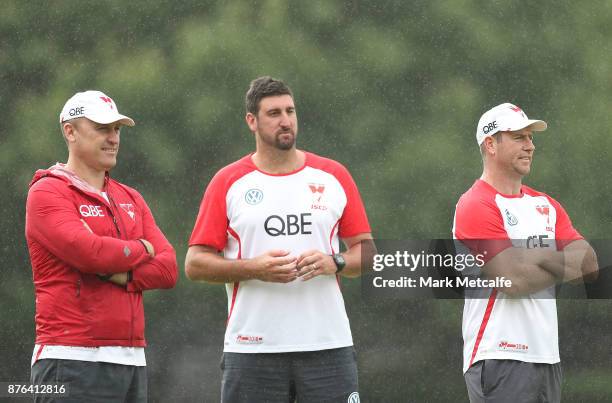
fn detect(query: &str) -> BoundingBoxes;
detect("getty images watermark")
[361,239,612,299]
[371,249,510,289]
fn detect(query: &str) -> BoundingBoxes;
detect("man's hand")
[563,240,599,284]
[247,250,298,283]
[95,272,128,286]
[139,239,155,257]
[296,250,336,281]
[108,272,128,286]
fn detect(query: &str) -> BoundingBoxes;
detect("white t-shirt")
[453,180,582,373]
[32,345,145,366]
[189,152,371,353]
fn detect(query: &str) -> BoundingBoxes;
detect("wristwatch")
[332,253,346,273]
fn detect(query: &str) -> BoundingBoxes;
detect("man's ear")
[62,122,77,144]
[245,112,257,133]
[483,136,496,156]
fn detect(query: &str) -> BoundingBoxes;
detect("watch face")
[334,254,346,268]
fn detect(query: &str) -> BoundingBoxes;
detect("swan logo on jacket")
[119,203,135,220]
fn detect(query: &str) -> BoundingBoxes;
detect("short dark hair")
[245,76,293,115]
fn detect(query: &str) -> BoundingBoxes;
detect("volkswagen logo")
[348,392,360,403]
[245,189,264,205]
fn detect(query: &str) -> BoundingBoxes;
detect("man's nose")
[279,112,291,127]
[108,129,120,143]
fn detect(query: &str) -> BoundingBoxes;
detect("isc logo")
[79,205,105,217]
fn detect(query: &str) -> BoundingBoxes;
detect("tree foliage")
[2,1,611,400]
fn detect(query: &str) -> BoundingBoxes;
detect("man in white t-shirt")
[453,103,598,403]
[185,76,373,402]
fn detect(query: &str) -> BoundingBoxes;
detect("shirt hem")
[223,340,353,353]
[463,353,560,374]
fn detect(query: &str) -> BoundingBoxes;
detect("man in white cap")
[452,103,598,402]
[26,91,178,402]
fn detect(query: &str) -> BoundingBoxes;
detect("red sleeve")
[335,164,371,238]
[26,184,151,274]
[189,171,230,251]
[453,194,512,262]
[547,196,583,250]
[127,193,178,292]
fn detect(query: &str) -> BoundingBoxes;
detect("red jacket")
[25,164,177,347]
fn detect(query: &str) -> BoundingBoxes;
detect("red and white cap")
[59,90,135,126]
[476,103,546,145]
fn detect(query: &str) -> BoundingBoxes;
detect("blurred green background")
[2,0,611,401]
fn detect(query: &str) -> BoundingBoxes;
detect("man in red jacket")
[26,90,178,402]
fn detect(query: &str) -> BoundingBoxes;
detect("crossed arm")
[27,187,177,291]
[482,239,598,296]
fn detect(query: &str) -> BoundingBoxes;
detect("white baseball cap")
[476,103,546,145]
[59,90,135,126]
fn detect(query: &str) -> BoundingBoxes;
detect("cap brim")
[86,113,135,127]
[525,119,547,132]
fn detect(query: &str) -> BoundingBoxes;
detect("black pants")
[31,359,147,403]
[221,347,359,403]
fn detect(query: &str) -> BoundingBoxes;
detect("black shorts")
[221,346,359,403]
[30,359,147,403]
[464,359,561,403]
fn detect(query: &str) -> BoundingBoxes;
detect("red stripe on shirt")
[329,219,341,289]
[329,219,340,254]
[227,282,240,326]
[468,289,498,368]
[34,345,45,363]
[226,227,242,325]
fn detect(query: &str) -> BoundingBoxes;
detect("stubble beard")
[273,130,296,150]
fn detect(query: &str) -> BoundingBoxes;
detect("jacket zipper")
[107,200,122,238]
[108,195,128,239]
[106,183,134,343]
[76,278,81,297]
